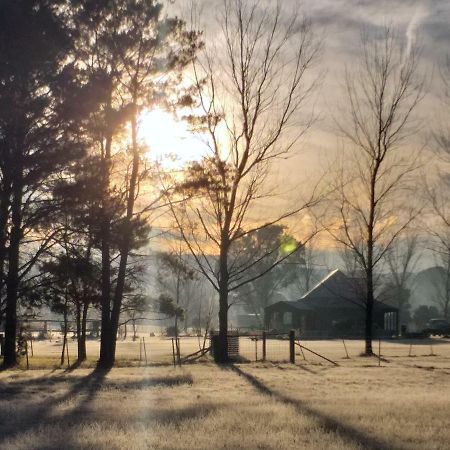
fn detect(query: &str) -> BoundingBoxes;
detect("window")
[384,312,396,331]
[283,311,293,325]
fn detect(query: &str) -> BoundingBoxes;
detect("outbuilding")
[265,269,398,338]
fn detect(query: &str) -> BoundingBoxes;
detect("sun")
[138,108,207,168]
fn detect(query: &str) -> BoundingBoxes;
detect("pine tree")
[0,0,84,367]
[72,0,201,367]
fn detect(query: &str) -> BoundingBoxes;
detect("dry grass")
[17,336,199,369]
[1,353,450,450]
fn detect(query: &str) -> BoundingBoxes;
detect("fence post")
[289,330,295,364]
[342,338,349,359]
[66,340,70,368]
[262,332,266,362]
[25,339,29,370]
[176,338,181,366]
[143,337,148,365]
[171,338,176,367]
[378,339,381,367]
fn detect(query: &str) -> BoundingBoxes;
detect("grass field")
[1,340,450,449]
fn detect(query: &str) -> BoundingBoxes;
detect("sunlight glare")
[138,109,207,168]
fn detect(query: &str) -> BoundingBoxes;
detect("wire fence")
[233,334,292,362]
[293,337,450,362]
[3,330,450,369]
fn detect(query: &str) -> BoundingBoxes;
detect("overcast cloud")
[170,0,450,188]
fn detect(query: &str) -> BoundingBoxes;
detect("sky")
[164,0,450,172]
[152,0,450,268]
[278,0,448,165]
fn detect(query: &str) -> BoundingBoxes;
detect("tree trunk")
[364,169,377,356]
[175,269,180,339]
[3,173,23,367]
[98,127,113,368]
[78,303,88,362]
[0,154,12,335]
[174,315,178,338]
[365,272,374,355]
[108,104,140,366]
[218,284,229,363]
[99,215,111,365]
[216,228,230,363]
[132,319,137,341]
[76,304,81,359]
[61,307,68,366]
[0,175,11,302]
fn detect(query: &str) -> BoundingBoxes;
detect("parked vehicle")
[423,319,450,337]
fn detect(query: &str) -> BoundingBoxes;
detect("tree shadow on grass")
[101,374,193,390]
[0,367,109,447]
[31,401,219,450]
[0,367,196,448]
[294,363,325,375]
[65,360,84,372]
[228,364,399,450]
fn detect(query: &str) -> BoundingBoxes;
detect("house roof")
[299,269,363,307]
[266,269,398,312]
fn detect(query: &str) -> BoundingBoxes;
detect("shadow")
[229,364,399,450]
[104,374,193,390]
[0,372,76,395]
[27,402,219,450]
[0,370,192,397]
[146,402,216,424]
[371,354,391,363]
[295,363,323,375]
[0,367,110,447]
[65,359,84,372]
[0,365,198,448]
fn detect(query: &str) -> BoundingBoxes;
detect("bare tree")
[326,27,424,354]
[427,56,450,319]
[293,241,322,296]
[382,234,420,324]
[425,204,450,318]
[165,0,322,361]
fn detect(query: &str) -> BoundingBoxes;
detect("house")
[264,269,399,338]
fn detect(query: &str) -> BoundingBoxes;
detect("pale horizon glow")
[139,108,208,168]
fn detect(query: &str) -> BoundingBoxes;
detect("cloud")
[405,2,430,56]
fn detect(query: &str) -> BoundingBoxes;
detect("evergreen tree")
[72,0,201,367]
[0,0,84,367]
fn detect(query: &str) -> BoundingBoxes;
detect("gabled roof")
[266,269,398,312]
[299,269,364,307]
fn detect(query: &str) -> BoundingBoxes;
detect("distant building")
[230,292,290,330]
[265,269,398,338]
